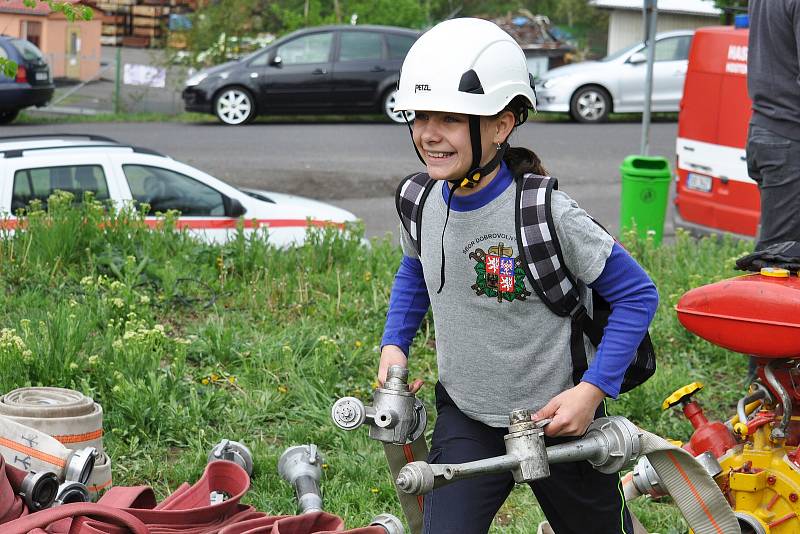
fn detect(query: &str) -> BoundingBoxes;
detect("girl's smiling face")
[411,110,514,182]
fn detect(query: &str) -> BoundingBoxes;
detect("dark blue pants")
[423,383,632,534]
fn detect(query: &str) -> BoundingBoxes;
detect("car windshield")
[11,39,45,62]
[599,42,641,62]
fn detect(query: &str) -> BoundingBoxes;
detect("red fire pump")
[647,269,800,534]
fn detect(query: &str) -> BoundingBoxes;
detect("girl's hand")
[378,345,424,393]
[532,382,606,437]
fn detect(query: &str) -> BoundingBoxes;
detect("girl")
[379,18,658,534]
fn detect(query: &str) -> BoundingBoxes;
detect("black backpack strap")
[395,172,435,256]
[515,173,600,386]
[515,173,582,316]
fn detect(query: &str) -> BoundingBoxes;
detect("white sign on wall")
[123,64,166,88]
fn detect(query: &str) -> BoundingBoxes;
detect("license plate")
[35,71,48,81]
[686,172,712,193]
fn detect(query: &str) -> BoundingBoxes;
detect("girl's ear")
[494,110,516,144]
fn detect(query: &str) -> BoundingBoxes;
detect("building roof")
[589,0,721,17]
[0,0,83,17]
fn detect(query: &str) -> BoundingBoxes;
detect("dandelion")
[364,271,373,282]
[354,340,363,348]
[277,385,288,394]
[210,373,220,382]
[370,488,380,494]
[227,376,236,384]
[201,378,210,385]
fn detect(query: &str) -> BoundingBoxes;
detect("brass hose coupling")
[331,365,426,445]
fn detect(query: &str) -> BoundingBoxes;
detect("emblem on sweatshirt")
[469,243,531,302]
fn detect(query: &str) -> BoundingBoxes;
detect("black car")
[182,25,419,125]
[0,36,54,124]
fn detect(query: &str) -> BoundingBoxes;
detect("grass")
[16,110,678,125]
[0,194,752,533]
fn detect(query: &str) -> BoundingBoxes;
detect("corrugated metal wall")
[607,11,719,54]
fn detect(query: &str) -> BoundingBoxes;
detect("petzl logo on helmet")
[414,84,431,93]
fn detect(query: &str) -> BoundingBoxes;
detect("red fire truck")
[674,25,757,238]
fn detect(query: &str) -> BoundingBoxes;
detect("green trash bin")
[619,155,672,245]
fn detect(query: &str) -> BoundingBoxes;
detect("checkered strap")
[396,172,436,256]
[515,173,581,316]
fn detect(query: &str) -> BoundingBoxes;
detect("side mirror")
[628,52,647,65]
[224,197,247,218]
[270,55,282,67]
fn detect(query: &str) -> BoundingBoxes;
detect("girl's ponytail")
[504,146,548,177]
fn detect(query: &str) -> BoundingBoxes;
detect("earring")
[496,143,502,150]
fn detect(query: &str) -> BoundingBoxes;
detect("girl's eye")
[443,115,460,123]
[415,112,429,121]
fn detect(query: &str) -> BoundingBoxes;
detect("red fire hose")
[0,455,385,534]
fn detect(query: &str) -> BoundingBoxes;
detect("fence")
[38,45,191,116]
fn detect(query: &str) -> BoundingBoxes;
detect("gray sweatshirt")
[401,185,613,427]
[748,0,800,141]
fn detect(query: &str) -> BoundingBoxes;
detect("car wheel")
[214,87,256,125]
[382,89,413,124]
[569,86,611,123]
[0,110,20,124]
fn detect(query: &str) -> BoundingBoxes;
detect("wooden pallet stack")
[92,0,135,46]
[130,3,169,47]
[87,0,201,48]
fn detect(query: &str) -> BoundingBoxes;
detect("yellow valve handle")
[733,422,749,438]
[662,382,704,410]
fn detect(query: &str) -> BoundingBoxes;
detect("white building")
[590,0,721,54]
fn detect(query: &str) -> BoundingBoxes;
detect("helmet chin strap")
[449,115,508,190]
[402,112,508,187]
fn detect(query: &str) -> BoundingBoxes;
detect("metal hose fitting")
[278,444,324,514]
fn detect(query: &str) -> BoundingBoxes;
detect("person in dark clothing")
[747,0,800,250]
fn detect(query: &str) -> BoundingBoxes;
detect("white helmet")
[394,18,536,116]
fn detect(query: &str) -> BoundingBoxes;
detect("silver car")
[535,30,694,123]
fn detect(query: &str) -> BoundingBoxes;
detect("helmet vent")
[458,69,484,94]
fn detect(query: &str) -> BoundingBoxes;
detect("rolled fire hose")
[0,387,112,497]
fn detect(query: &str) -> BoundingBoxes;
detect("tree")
[0,1,93,77]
